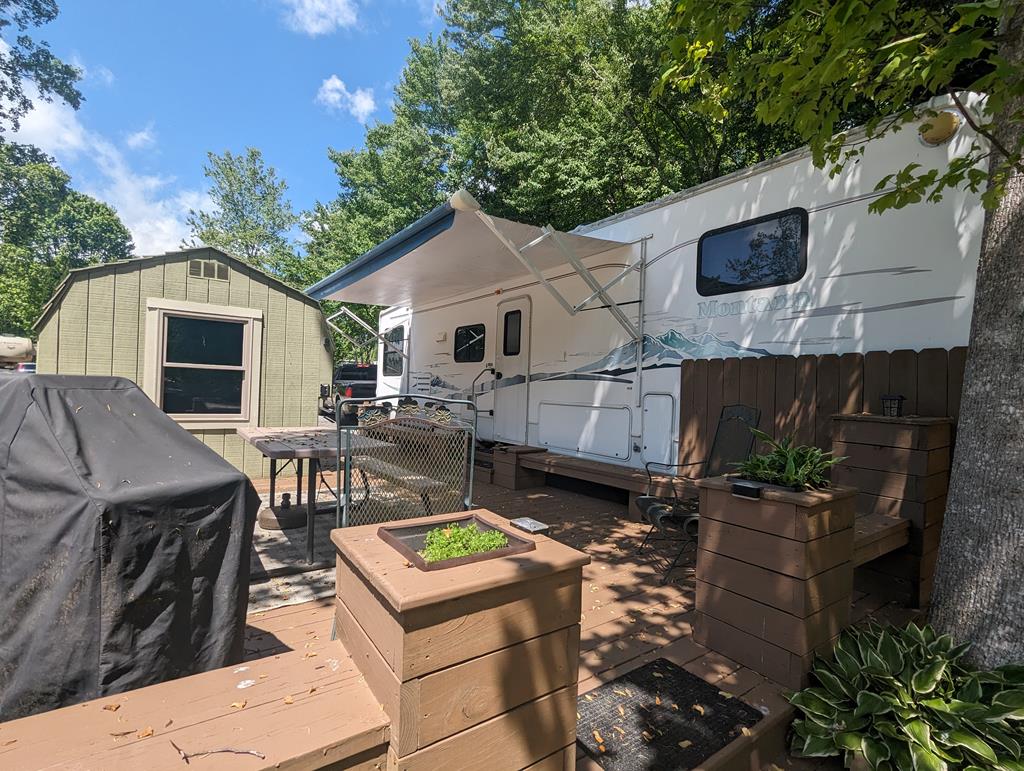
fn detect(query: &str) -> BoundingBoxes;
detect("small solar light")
[881,394,905,418]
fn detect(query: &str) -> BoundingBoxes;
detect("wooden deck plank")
[0,642,388,771]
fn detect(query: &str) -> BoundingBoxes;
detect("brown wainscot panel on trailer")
[694,476,857,690]
[332,509,589,769]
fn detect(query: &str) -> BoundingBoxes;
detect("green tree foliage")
[186,148,299,275]
[0,0,82,136]
[305,0,799,359]
[0,143,134,336]
[660,0,1020,211]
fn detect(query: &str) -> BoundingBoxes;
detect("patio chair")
[636,404,760,583]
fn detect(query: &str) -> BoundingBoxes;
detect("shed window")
[454,324,485,363]
[383,325,405,376]
[696,208,808,296]
[144,298,264,428]
[161,315,251,417]
[502,311,522,356]
[188,258,229,281]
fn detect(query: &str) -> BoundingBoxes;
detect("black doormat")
[576,658,765,770]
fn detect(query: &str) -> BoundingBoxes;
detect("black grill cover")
[0,374,258,720]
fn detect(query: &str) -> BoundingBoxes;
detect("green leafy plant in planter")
[733,428,845,490]
[789,621,1024,770]
[421,522,509,563]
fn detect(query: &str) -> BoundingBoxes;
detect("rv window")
[383,326,405,376]
[696,208,808,296]
[454,324,485,363]
[502,310,522,356]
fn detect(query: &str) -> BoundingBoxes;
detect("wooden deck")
[246,479,917,770]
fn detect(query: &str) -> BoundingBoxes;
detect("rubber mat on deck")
[576,657,765,770]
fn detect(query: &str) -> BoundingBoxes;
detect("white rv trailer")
[307,95,985,470]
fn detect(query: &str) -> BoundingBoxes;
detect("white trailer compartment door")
[494,296,531,443]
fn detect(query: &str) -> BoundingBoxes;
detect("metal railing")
[333,394,477,528]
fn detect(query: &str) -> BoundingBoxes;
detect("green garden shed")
[34,247,333,477]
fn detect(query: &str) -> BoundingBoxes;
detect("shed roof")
[34,247,319,331]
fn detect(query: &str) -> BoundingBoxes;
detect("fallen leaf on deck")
[283,695,294,705]
[741,727,752,736]
[613,725,625,736]
[678,740,693,749]
[229,701,246,710]
[598,744,606,753]
[641,730,653,741]
[617,705,625,717]
[692,704,705,715]
[308,686,317,695]
[655,695,662,706]
[593,730,603,744]
[102,703,121,712]
[304,652,317,658]
[137,727,154,739]
[652,672,663,678]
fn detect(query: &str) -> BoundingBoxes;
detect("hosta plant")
[732,428,845,490]
[789,621,1024,770]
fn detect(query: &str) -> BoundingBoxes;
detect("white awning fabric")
[306,190,627,308]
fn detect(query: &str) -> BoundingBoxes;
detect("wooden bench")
[853,513,911,568]
[0,641,389,770]
[353,456,449,514]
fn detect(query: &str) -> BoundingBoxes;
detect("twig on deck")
[170,739,266,764]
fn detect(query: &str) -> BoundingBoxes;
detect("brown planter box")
[694,476,856,689]
[333,509,589,769]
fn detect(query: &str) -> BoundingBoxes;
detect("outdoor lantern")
[881,394,905,417]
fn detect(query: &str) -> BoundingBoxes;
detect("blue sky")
[13,0,441,253]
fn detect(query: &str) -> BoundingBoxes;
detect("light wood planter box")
[833,414,953,607]
[332,509,589,771]
[693,476,856,689]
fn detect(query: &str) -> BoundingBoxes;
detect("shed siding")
[36,249,332,478]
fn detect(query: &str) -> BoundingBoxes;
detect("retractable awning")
[305,190,629,310]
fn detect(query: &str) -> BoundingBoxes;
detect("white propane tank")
[0,336,35,365]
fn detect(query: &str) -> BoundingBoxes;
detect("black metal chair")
[636,404,760,583]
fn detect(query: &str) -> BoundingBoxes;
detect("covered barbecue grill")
[0,374,259,721]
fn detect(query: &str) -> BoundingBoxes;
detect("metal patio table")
[237,426,391,564]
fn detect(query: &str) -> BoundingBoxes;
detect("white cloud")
[125,123,157,150]
[315,74,376,123]
[13,96,204,254]
[70,54,115,87]
[281,0,358,36]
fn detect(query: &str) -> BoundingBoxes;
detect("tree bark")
[929,2,1024,668]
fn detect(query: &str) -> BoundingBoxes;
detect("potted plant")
[789,621,1024,771]
[694,430,858,689]
[732,428,846,492]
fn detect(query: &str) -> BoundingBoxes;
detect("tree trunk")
[929,3,1024,668]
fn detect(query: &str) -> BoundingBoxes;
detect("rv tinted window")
[383,326,405,376]
[503,310,522,356]
[454,324,485,363]
[696,208,808,296]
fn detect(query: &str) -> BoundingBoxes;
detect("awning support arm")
[545,227,641,340]
[327,307,409,360]
[472,210,641,341]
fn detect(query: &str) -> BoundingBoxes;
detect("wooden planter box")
[332,509,589,771]
[694,476,857,689]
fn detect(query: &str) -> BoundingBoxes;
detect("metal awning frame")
[472,209,643,341]
[326,306,409,361]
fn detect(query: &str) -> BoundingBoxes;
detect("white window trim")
[143,298,263,430]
